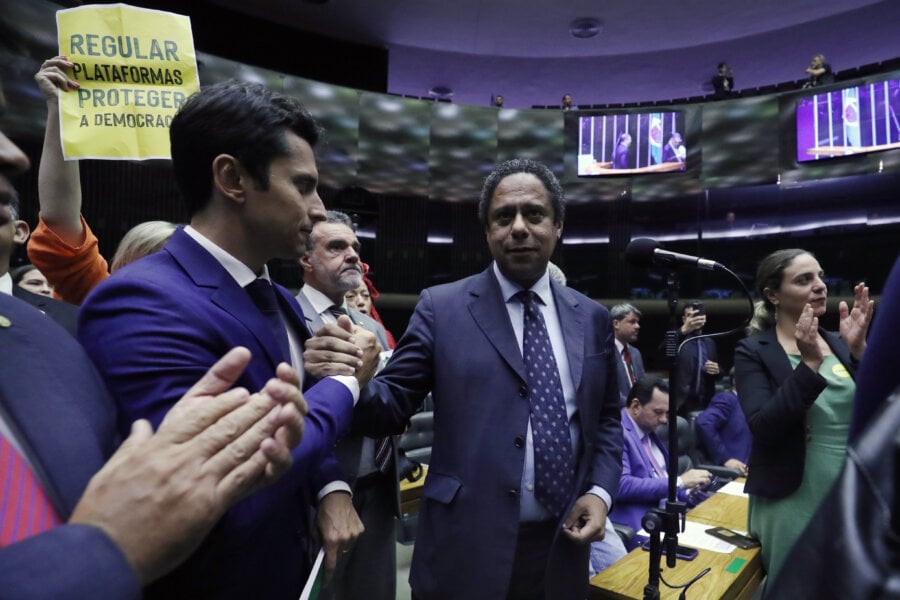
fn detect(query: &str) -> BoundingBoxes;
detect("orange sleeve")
[27,214,110,305]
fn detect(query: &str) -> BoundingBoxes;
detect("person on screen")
[494,94,504,107]
[612,132,632,169]
[562,94,573,110]
[661,132,685,164]
[803,54,834,88]
[711,62,734,97]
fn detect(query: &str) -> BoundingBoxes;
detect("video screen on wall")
[576,111,686,176]
[796,79,900,162]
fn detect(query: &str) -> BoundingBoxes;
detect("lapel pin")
[0,315,11,328]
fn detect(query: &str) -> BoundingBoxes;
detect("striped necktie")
[0,431,62,546]
[623,345,636,385]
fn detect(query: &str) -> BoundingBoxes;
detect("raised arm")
[34,56,83,242]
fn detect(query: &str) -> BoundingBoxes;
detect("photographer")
[674,300,720,416]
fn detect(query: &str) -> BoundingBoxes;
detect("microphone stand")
[641,262,754,600]
[643,267,687,600]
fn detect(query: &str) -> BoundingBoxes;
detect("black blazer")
[734,327,855,499]
[12,287,79,336]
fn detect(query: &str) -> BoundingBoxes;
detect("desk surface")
[590,487,762,600]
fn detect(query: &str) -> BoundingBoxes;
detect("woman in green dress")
[734,249,873,585]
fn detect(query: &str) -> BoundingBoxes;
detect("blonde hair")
[110,221,177,272]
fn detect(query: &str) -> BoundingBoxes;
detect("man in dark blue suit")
[610,303,645,405]
[352,159,623,599]
[0,193,77,334]
[78,81,381,599]
[694,372,750,475]
[0,95,305,598]
[674,300,720,415]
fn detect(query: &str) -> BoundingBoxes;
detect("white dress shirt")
[492,262,612,521]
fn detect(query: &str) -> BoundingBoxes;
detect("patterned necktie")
[331,304,393,473]
[622,345,636,385]
[0,432,62,546]
[245,279,292,365]
[517,290,574,516]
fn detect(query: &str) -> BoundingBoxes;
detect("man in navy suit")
[610,303,645,405]
[694,372,750,475]
[609,375,711,547]
[78,81,381,599]
[0,84,305,598]
[674,301,720,415]
[351,159,623,599]
[0,193,77,334]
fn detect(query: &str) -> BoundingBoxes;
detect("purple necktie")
[641,434,665,478]
[517,290,574,516]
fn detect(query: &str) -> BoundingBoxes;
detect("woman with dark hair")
[611,132,632,169]
[734,248,873,584]
[10,264,53,297]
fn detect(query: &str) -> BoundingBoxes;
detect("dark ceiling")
[204,0,900,107]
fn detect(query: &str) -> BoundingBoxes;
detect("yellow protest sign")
[56,3,199,159]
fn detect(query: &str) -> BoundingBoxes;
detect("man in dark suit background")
[610,303,645,405]
[674,300,720,415]
[296,210,397,600]
[78,81,381,599]
[0,193,77,334]
[349,158,623,599]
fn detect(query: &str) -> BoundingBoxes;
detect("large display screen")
[796,79,900,162]
[576,111,687,176]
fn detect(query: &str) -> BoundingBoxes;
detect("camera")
[688,301,705,316]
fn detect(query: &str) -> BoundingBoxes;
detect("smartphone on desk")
[640,538,699,561]
[705,527,760,549]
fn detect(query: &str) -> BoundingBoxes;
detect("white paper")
[716,480,749,497]
[299,548,326,600]
[639,520,738,554]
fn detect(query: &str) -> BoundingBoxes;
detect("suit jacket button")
[514,436,525,448]
[519,385,528,398]
[508,489,519,499]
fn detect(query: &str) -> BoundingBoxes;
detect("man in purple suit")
[78,81,381,599]
[610,375,711,548]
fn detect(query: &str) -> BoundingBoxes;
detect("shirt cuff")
[586,486,613,512]
[676,476,683,489]
[330,375,360,405]
[317,480,352,502]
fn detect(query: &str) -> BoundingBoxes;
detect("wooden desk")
[590,487,762,600]
[687,492,748,531]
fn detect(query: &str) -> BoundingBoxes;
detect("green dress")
[747,354,855,583]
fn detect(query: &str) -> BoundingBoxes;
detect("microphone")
[625,238,721,271]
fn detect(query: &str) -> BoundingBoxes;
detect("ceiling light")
[570,17,603,39]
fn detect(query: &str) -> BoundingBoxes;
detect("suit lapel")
[295,290,322,336]
[553,281,584,392]
[756,328,795,383]
[165,229,285,368]
[467,269,526,382]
